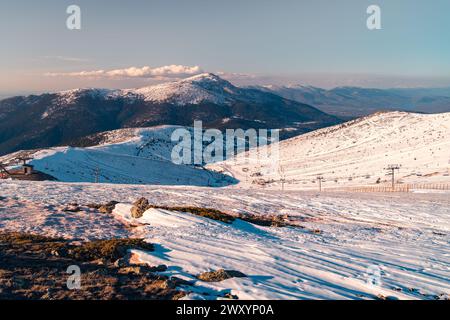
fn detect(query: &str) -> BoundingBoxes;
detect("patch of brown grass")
[131,198,305,228]
[0,232,183,300]
[67,239,154,262]
[196,269,247,282]
[149,205,235,224]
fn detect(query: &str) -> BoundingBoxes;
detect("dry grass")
[149,205,236,224]
[67,238,154,262]
[0,232,183,300]
[130,198,305,228]
[196,269,247,282]
[236,213,295,227]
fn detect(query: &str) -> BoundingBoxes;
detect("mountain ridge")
[0,74,340,156]
[251,84,450,118]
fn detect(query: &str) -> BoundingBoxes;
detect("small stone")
[223,292,239,300]
[99,201,119,214]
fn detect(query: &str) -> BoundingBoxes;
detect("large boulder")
[131,197,149,219]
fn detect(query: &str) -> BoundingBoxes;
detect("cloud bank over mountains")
[46,65,203,80]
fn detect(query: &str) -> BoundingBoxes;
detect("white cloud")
[45,65,203,79]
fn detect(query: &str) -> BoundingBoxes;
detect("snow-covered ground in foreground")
[1,180,449,300]
[211,112,450,190]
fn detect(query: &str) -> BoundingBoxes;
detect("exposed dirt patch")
[0,232,184,300]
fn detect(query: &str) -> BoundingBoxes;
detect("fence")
[324,183,450,193]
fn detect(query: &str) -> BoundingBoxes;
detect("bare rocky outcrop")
[131,197,150,219]
[196,269,247,282]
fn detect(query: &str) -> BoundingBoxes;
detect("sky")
[0,0,450,97]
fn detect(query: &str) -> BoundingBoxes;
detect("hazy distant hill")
[252,85,450,118]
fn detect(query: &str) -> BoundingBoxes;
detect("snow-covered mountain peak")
[126,73,241,106]
[181,72,227,84]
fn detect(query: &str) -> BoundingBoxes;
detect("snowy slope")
[210,112,450,190]
[1,181,449,300]
[0,126,234,186]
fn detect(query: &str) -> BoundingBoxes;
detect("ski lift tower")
[317,176,324,192]
[385,164,401,190]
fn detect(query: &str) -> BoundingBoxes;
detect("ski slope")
[0,126,234,186]
[211,112,450,190]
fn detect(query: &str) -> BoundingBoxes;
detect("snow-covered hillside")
[1,181,449,300]
[0,126,235,186]
[211,112,450,190]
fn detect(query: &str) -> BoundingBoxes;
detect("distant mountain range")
[0,73,339,156]
[251,85,450,118]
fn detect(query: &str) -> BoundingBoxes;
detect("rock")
[196,269,247,282]
[130,197,149,218]
[87,201,118,213]
[98,205,111,214]
[223,292,239,300]
[99,201,119,214]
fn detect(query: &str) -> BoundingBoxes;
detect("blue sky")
[1,0,449,96]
